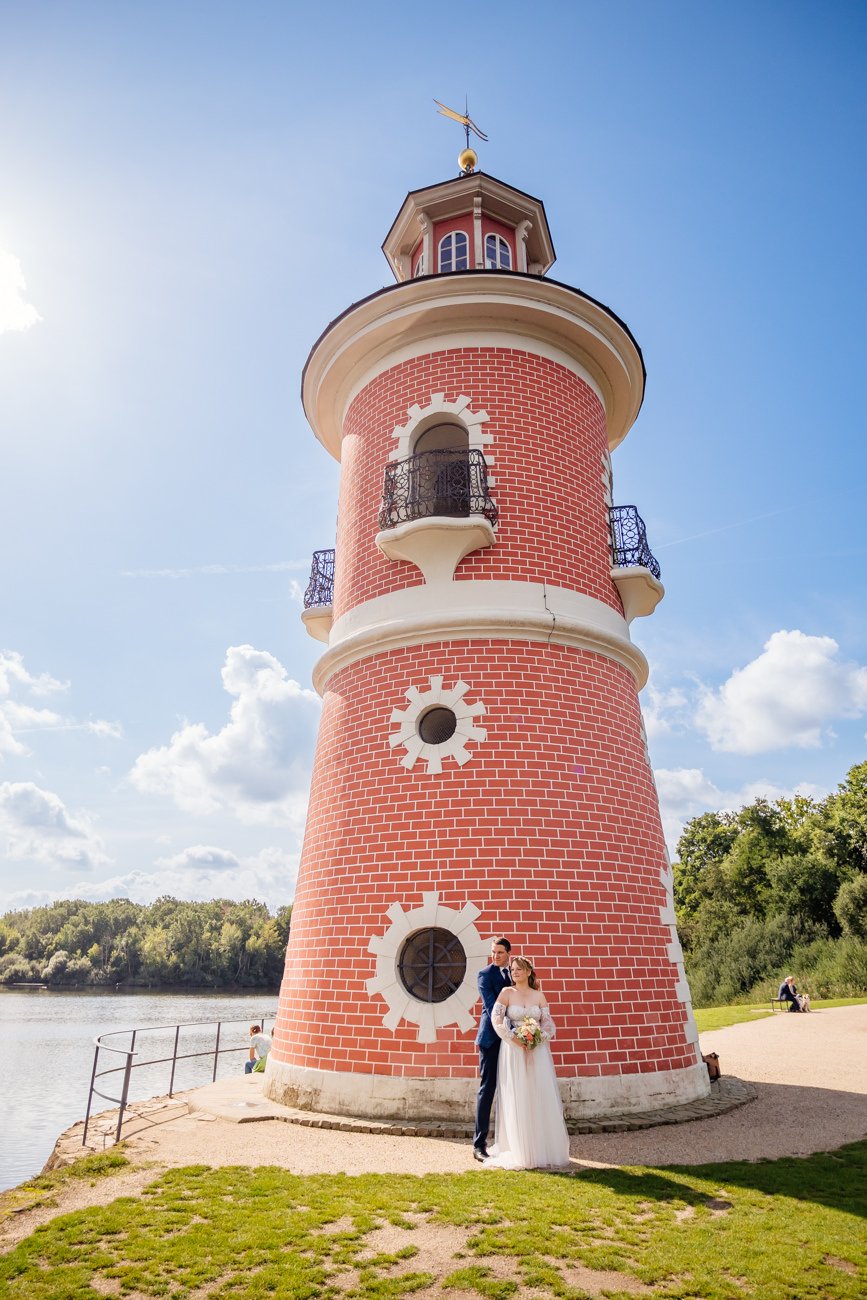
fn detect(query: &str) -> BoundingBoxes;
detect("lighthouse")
[265,149,707,1123]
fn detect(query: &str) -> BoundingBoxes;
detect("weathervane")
[434,97,488,175]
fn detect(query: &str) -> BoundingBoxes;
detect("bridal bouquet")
[511,1016,542,1050]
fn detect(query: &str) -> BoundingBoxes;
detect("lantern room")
[382,172,556,282]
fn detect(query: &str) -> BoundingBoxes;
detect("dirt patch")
[558,1262,652,1295]
[0,1167,162,1254]
[824,1254,858,1275]
[361,1218,475,1270]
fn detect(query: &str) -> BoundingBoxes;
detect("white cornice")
[303,274,644,462]
[312,580,648,694]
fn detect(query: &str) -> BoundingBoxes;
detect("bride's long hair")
[510,956,539,990]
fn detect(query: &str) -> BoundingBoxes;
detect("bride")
[486,955,571,1169]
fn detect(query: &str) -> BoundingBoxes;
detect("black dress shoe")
[473,1146,488,1162]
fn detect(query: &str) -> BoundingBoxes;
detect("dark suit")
[473,963,511,1150]
[778,981,802,1012]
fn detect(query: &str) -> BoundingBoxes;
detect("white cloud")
[641,685,688,741]
[0,650,120,755]
[0,780,109,870]
[0,650,67,698]
[654,766,827,855]
[694,630,867,754]
[120,560,309,579]
[129,645,320,826]
[86,719,124,739]
[0,845,298,910]
[0,249,42,334]
[156,844,242,873]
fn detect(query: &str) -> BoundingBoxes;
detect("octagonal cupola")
[382,172,556,282]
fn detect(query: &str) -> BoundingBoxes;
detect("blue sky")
[1,1,865,911]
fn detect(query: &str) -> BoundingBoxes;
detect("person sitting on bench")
[778,976,802,1012]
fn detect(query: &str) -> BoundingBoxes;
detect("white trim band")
[303,274,645,460]
[314,580,648,694]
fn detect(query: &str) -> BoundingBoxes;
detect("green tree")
[834,874,867,939]
[827,760,867,871]
[673,811,738,920]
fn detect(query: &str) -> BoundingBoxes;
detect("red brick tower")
[266,161,707,1121]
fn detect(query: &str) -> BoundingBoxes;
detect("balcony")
[609,505,664,621]
[301,548,334,642]
[376,448,498,583]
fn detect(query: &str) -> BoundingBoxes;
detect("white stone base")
[263,1057,710,1122]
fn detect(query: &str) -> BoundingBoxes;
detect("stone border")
[240,1075,756,1138]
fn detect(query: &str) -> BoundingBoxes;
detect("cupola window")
[413,252,426,278]
[485,234,511,270]
[438,231,469,273]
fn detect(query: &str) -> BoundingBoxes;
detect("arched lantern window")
[438,231,469,273]
[485,233,511,269]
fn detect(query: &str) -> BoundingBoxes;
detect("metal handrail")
[609,505,661,580]
[303,548,335,609]
[82,1011,275,1146]
[379,448,498,530]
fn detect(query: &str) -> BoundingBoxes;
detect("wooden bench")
[770,998,788,1012]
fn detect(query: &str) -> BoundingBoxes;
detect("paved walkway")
[50,1005,867,1175]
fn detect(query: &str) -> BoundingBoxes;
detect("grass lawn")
[694,997,867,1034]
[1,1144,865,1299]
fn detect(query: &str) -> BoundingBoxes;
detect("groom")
[473,936,512,1161]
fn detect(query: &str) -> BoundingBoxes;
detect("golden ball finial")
[458,146,478,174]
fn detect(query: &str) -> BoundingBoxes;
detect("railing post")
[168,1024,181,1097]
[212,1021,222,1082]
[82,1043,100,1146]
[115,1049,134,1145]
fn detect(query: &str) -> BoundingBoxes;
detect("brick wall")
[332,348,623,621]
[272,639,694,1081]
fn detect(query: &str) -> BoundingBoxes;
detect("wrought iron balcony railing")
[303,548,335,609]
[609,505,661,580]
[379,448,498,531]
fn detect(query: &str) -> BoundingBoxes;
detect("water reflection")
[0,989,276,1191]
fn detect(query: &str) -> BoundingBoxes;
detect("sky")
[0,1,865,913]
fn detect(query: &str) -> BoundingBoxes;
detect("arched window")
[485,234,511,269]
[438,231,469,273]
[413,423,469,455]
[413,252,426,278]
[412,422,470,517]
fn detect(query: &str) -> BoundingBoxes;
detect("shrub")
[0,954,40,984]
[834,873,867,939]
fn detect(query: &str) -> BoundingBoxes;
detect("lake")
[0,988,277,1191]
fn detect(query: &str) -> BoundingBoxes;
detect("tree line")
[0,897,292,989]
[3,761,864,1002]
[673,760,867,1006]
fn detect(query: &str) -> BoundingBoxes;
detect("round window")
[418,706,457,745]
[398,928,467,1003]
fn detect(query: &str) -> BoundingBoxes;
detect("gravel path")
[115,1004,867,1174]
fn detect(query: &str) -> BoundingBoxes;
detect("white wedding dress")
[486,1002,571,1169]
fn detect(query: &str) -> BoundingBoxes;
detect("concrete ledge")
[263,1055,712,1122]
[212,1073,756,1137]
